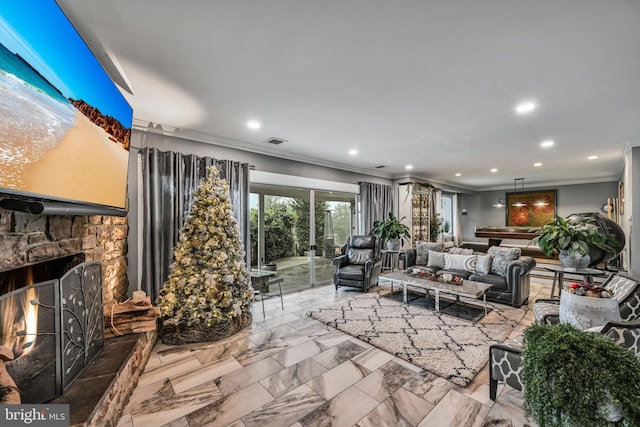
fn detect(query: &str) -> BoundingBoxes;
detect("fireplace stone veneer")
[0,196,129,305]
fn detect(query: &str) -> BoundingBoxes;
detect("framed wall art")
[506,190,556,227]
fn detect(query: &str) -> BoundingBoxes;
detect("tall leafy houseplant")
[531,216,621,267]
[522,324,640,426]
[372,212,411,250]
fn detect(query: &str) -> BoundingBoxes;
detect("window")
[441,194,453,235]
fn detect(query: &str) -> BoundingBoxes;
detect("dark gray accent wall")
[459,181,619,244]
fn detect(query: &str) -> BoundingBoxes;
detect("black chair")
[333,235,381,292]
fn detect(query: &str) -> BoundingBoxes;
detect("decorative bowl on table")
[405,270,463,284]
[565,282,613,298]
[439,275,464,285]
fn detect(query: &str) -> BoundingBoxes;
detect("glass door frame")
[249,171,359,291]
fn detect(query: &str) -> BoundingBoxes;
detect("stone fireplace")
[0,195,129,305]
[0,195,131,405]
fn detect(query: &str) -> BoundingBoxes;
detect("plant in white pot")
[372,212,411,250]
[531,216,622,270]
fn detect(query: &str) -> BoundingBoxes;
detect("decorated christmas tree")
[157,166,253,345]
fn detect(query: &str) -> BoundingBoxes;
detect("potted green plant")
[372,212,411,250]
[530,216,622,269]
[521,323,640,426]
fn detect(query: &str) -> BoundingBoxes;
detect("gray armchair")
[333,235,381,292]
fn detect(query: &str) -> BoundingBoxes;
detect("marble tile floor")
[117,282,551,427]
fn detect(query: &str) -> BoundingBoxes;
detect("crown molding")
[132,120,394,180]
[132,119,624,193]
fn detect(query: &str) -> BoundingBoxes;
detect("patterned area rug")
[307,288,527,387]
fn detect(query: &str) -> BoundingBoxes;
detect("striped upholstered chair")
[490,274,640,402]
[489,319,640,401]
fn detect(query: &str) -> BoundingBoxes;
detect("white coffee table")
[383,271,493,317]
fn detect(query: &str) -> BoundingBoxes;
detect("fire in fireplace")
[0,261,104,403]
[2,268,41,359]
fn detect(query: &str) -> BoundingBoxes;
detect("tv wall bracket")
[0,198,127,217]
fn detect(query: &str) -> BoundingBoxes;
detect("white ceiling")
[58,0,640,191]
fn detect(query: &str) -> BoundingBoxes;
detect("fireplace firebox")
[0,261,104,403]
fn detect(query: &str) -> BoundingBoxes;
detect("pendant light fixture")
[493,198,506,208]
[493,177,548,208]
[512,178,526,207]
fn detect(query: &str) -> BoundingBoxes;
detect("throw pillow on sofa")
[449,247,474,255]
[427,249,446,269]
[444,253,477,272]
[475,254,492,276]
[487,247,521,277]
[416,242,444,265]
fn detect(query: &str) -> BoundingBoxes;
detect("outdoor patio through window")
[250,184,356,293]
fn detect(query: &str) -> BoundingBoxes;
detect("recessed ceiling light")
[588,155,598,160]
[348,149,358,156]
[247,120,261,130]
[405,164,414,170]
[490,168,498,173]
[455,173,461,177]
[534,162,542,167]
[540,140,554,148]
[515,101,536,115]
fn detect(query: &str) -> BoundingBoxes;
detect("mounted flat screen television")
[0,0,132,211]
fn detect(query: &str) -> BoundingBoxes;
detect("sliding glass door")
[250,186,311,291]
[249,184,356,293]
[314,191,356,285]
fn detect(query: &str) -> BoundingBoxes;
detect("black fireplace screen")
[1,262,104,403]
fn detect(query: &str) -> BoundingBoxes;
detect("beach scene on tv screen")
[0,1,132,209]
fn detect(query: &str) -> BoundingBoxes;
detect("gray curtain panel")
[359,182,393,234]
[139,148,250,301]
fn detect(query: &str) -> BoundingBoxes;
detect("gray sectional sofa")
[399,242,536,307]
